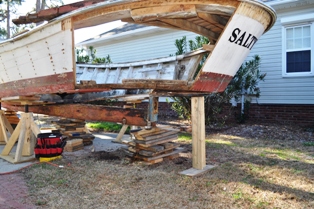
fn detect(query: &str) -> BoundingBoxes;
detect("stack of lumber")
[63,138,84,152]
[53,118,95,146]
[126,127,183,164]
[4,111,20,125]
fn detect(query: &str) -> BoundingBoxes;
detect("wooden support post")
[112,124,129,143]
[179,96,215,177]
[191,96,206,170]
[0,112,39,164]
[0,110,14,144]
[148,96,159,123]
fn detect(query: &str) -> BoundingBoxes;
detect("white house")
[77,0,314,126]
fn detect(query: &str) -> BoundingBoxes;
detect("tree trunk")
[36,0,45,25]
[41,0,45,10]
[6,0,10,39]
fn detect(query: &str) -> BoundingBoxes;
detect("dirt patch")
[20,122,314,209]
[91,149,126,161]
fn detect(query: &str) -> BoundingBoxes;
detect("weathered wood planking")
[137,143,180,157]
[135,135,178,146]
[0,0,276,98]
[3,104,147,126]
[135,148,184,162]
[76,50,206,86]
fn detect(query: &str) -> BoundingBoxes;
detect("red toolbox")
[34,133,66,158]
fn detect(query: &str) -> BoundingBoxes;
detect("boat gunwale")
[240,0,277,32]
[76,48,207,68]
[1,0,277,45]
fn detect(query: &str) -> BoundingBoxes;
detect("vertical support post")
[25,104,29,113]
[148,96,159,123]
[191,96,206,170]
[22,113,34,156]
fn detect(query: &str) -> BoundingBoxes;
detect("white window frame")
[281,13,314,77]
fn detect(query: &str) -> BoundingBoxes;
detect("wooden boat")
[0,0,276,99]
[0,0,276,164]
[0,0,276,126]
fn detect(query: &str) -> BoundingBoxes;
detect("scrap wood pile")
[52,118,95,152]
[125,127,183,164]
[63,138,84,152]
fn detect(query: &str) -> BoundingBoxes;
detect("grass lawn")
[21,124,314,208]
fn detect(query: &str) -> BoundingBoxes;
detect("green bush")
[86,122,129,133]
[171,36,265,125]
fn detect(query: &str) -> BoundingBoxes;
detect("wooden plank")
[1,111,14,134]
[195,4,235,16]
[135,135,178,147]
[14,115,27,163]
[135,148,184,161]
[134,129,167,140]
[113,124,129,143]
[132,127,161,140]
[160,18,219,41]
[191,96,206,170]
[0,95,40,101]
[0,154,35,164]
[0,114,9,143]
[131,5,197,22]
[202,44,215,52]
[4,104,147,127]
[179,165,216,177]
[129,142,164,152]
[31,120,40,137]
[143,130,179,141]
[138,143,180,157]
[0,117,4,144]
[22,114,33,156]
[197,12,226,30]
[1,119,22,155]
[163,142,179,149]
[140,158,163,165]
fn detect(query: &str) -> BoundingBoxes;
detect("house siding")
[89,29,199,63]
[248,6,314,105]
[76,1,314,126]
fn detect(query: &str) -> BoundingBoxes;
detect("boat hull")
[0,0,276,99]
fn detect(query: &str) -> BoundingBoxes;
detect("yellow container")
[39,155,62,162]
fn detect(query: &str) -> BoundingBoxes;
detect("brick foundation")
[91,100,314,127]
[240,104,314,127]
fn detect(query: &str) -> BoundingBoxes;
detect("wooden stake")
[112,124,129,143]
[191,96,206,170]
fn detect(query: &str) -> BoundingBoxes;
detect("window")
[283,24,313,76]
[281,13,314,77]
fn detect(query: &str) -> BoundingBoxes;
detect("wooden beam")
[112,124,129,143]
[191,96,206,170]
[202,44,215,52]
[122,18,181,31]
[160,18,219,41]
[3,104,147,127]
[195,4,236,16]
[15,115,27,163]
[75,79,192,92]
[197,12,227,30]
[131,5,197,22]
